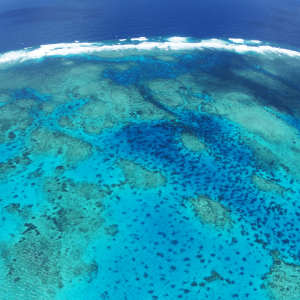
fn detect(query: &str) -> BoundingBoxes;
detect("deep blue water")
[0,0,300,53]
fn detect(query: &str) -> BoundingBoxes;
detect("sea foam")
[0,37,299,66]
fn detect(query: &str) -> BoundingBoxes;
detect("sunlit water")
[0,37,300,300]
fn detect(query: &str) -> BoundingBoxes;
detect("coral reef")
[0,43,299,300]
[146,78,185,107]
[29,127,92,163]
[0,151,32,180]
[117,159,167,189]
[188,195,232,229]
[252,174,286,195]
[0,178,108,299]
[180,132,207,152]
[0,99,34,143]
[263,251,300,300]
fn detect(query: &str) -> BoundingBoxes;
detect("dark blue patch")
[12,88,50,102]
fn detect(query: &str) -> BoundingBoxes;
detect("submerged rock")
[263,251,300,300]
[117,159,167,189]
[180,132,207,152]
[188,195,233,230]
[252,174,286,195]
[29,127,92,163]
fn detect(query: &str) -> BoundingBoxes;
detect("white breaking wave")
[0,37,299,65]
[130,37,148,41]
[168,37,188,43]
[229,38,245,44]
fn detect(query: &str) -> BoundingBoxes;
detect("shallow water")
[0,38,300,300]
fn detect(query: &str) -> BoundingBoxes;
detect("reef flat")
[0,37,300,300]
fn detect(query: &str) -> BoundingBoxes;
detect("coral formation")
[252,174,286,195]
[188,195,232,229]
[0,152,32,180]
[29,127,92,163]
[0,42,299,300]
[263,251,300,300]
[180,132,206,152]
[0,178,108,299]
[0,99,34,143]
[117,159,167,189]
[146,78,185,107]
[58,82,175,135]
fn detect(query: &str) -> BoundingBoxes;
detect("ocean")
[0,0,300,53]
[0,1,300,300]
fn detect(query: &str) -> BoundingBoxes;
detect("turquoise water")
[0,38,300,300]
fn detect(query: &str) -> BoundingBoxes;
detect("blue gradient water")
[0,0,300,53]
[1,1,300,300]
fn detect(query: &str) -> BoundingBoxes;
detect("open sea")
[0,1,300,300]
[0,0,300,53]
